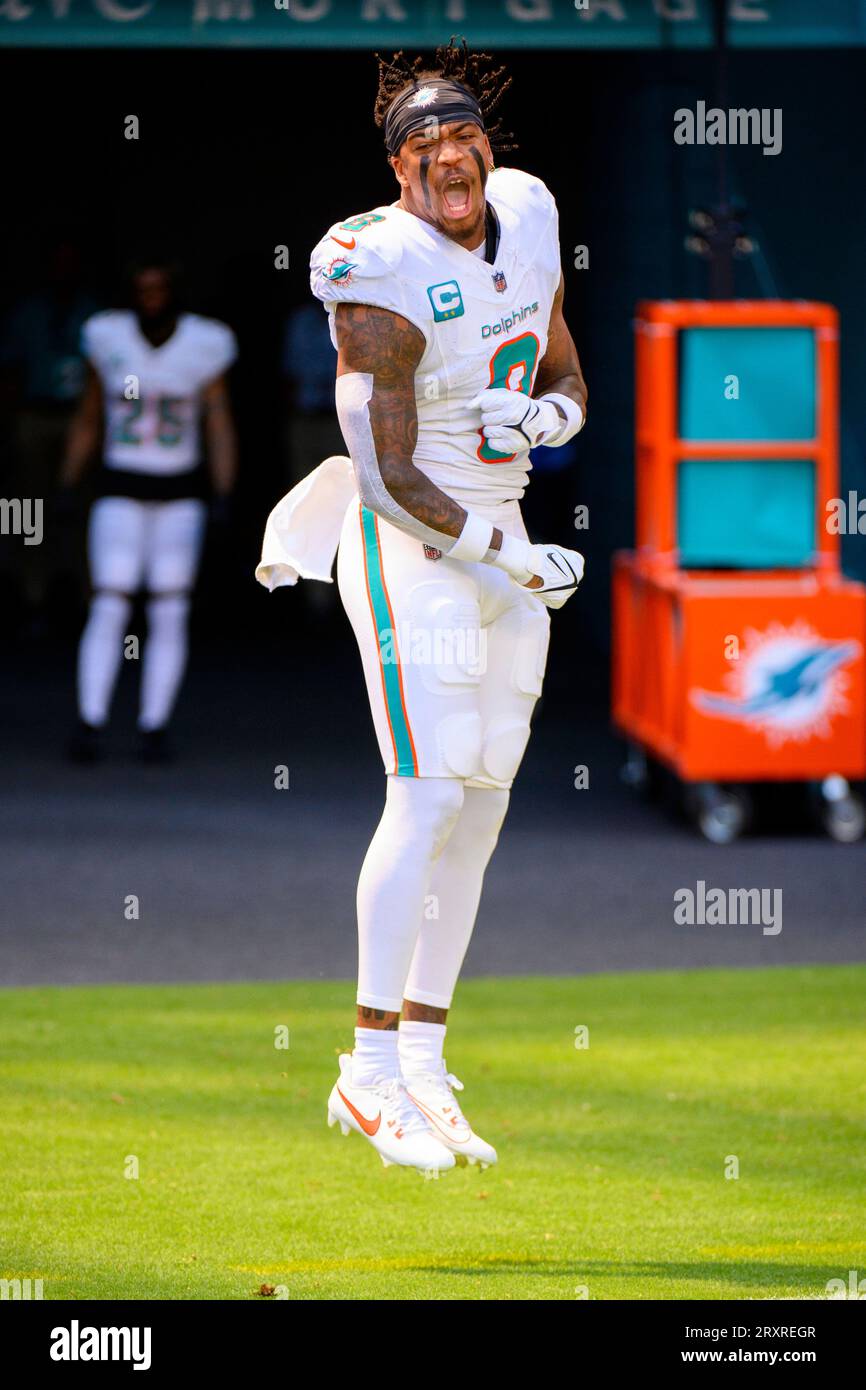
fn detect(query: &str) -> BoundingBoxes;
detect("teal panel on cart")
[678,458,815,568]
[679,327,816,440]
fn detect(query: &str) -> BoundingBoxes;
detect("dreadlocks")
[374,37,517,154]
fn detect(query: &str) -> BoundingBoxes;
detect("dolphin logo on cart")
[691,625,861,747]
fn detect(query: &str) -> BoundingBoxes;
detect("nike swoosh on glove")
[523,543,585,609]
[470,388,561,453]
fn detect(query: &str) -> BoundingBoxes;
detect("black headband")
[384,79,485,156]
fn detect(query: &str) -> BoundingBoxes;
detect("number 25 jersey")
[309,166,562,508]
[81,311,237,475]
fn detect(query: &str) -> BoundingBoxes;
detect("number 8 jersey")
[310,166,562,509]
[81,311,237,476]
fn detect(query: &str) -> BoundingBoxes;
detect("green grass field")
[1,966,863,1301]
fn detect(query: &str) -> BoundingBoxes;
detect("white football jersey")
[309,167,562,506]
[82,311,237,474]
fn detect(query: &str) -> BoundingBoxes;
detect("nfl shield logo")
[423,544,442,561]
[492,270,507,293]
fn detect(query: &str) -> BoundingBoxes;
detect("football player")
[60,257,237,761]
[311,42,588,1173]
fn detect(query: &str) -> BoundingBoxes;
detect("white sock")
[77,591,132,727]
[351,1026,400,1086]
[404,787,510,1009]
[139,593,190,731]
[399,1020,446,1079]
[356,776,465,1011]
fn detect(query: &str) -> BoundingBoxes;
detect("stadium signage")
[1,1,865,50]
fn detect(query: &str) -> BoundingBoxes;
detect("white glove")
[470,388,561,454]
[490,532,585,610]
[522,542,585,609]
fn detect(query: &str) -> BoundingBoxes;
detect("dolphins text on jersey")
[310,167,561,508]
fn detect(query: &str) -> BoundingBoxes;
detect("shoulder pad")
[185,315,237,374]
[488,166,556,218]
[80,310,129,355]
[311,207,403,278]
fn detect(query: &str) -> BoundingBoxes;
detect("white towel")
[255,454,357,591]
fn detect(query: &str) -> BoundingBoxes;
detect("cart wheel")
[620,742,649,792]
[815,776,866,844]
[691,783,751,845]
[620,745,665,801]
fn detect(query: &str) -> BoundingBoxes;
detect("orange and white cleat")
[405,1062,497,1170]
[327,1053,455,1176]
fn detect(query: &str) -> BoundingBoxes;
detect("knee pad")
[481,717,532,786]
[407,583,484,695]
[437,709,484,779]
[477,606,550,786]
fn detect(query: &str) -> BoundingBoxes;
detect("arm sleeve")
[310,219,479,557]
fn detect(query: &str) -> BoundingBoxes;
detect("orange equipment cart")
[613,299,866,842]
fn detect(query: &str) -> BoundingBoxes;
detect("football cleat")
[327,1053,455,1175]
[67,720,103,765]
[405,1062,497,1169]
[138,727,175,764]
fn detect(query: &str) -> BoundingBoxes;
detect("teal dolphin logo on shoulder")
[323,257,358,284]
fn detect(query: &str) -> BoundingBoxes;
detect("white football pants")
[77,496,206,730]
[338,497,550,1011]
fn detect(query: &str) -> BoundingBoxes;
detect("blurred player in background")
[60,257,238,762]
[306,42,587,1173]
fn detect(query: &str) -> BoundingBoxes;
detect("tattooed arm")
[533,273,587,418]
[334,301,508,555]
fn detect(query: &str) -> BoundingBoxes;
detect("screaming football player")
[262,40,587,1174]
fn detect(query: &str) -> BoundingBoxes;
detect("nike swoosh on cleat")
[408,1093,471,1143]
[331,235,356,250]
[337,1087,381,1135]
